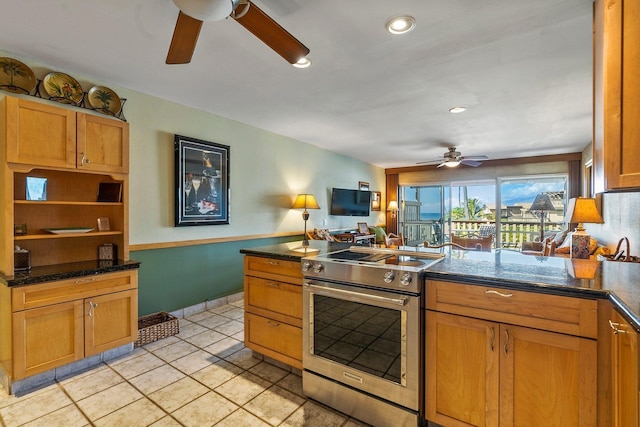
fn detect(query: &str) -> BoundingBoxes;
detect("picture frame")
[371,191,381,210]
[357,222,369,234]
[97,217,111,231]
[97,182,122,202]
[175,135,230,226]
[358,181,370,191]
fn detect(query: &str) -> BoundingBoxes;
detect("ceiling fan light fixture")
[292,57,311,68]
[172,0,235,22]
[385,16,416,35]
[444,160,461,167]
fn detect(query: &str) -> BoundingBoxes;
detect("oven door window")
[311,293,405,385]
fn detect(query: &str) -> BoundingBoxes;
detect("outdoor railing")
[404,220,564,249]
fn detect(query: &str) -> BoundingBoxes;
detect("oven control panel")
[301,259,422,293]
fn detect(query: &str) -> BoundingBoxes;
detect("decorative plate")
[43,72,84,104]
[0,57,36,94]
[87,85,121,116]
[44,227,94,234]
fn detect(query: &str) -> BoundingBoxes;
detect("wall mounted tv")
[330,188,371,216]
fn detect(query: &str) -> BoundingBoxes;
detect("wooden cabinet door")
[610,311,639,427]
[594,0,640,190]
[76,113,129,174]
[4,97,76,168]
[84,290,137,356]
[499,325,597,427]
[425,311,499,427]
[12,300,83,379]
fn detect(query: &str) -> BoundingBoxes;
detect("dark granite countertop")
[239,240,351,260]
[240,241,640,332]
[1,260,141,287]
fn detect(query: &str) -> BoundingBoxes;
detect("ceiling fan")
[417,147,489,168]
[166,0,310,65]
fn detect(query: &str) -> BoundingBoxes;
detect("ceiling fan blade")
[461,159,482,167]
[462,155,489,161]
[436,161,447,168]
[233,1,310,64]
[166,11,203,64]
[416,158,443,165]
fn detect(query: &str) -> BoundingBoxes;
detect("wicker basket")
[135,312,179,347]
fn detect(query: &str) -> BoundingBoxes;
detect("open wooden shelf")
[15,231,123,241]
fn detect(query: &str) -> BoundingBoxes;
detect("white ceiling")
[0,0,593,168]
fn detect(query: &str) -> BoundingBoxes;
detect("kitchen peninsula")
[241,241,640,427]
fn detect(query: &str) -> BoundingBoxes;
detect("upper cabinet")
[2,96,128,174]
[593,0,640,191]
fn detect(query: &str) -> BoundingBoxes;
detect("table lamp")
[292,193,320,247]
[529,193,555,242]
[564,197,603,259]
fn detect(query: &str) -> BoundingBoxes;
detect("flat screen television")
[330,188,371,216]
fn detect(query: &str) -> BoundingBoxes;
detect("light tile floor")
[0,300,369,427]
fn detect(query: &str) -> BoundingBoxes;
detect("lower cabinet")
[425,280,598,427]
[243,255,302,369]
[609,310,639,427]
[8,270,138,381]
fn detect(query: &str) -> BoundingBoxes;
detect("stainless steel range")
[301,246,444,427]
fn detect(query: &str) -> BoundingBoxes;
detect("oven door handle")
[305,283,409,306]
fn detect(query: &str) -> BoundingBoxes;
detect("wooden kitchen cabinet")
[609,310,639,426]
[426,280,598,426]
[2,96,128,174]
[1,96,130,276]
[593,0,640,191]
[244,255,303,369]
[9,270,138,380]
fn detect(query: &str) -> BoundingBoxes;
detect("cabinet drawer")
[245,312,302,369]
[245,276,302,327]
[426,280,598,338]
[244,256,301,283]
[12,270,138,311]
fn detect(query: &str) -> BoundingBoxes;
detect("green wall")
[133,236,299,316]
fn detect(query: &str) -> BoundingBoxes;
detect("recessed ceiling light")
[292,57,311,69]
[385,16,416,35]
[449,106,467,114]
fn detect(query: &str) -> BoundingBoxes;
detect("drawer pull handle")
[75,277,97,284]
[486,289,513,298]
[268,261,280,266]
[609,320,627,334]
[504,329,509,355]
[267,282,280,288]
[267,321,280,327]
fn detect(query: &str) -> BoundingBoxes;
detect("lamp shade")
[529,193,555,211]
[564,197,603,225]
[387,200,399,211]
[292,194,320,210]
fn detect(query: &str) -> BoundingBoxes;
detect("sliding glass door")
[400,174,567,249]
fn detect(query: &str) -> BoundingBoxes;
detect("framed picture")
[97,217,110,231]
[357,222,369,234]
[175,135,230,226]
[358,181,370,191]
[371,191,381,211]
